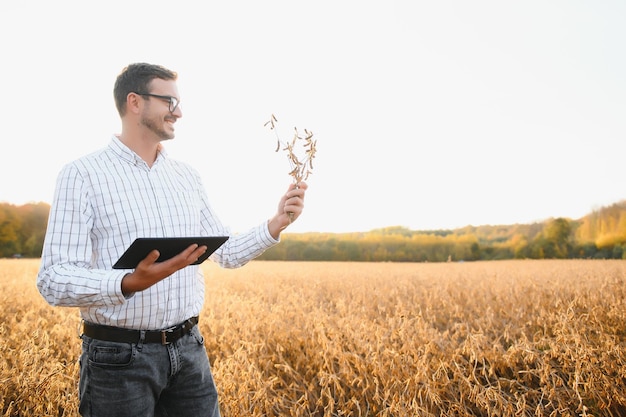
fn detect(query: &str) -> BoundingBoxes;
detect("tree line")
[259,201,626,262]
[0,202,48,258]
[2,201,626,262]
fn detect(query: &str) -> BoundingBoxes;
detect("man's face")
[139,79,182,141]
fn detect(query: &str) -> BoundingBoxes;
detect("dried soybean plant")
[264,114,316,222]
[264,114,317,184]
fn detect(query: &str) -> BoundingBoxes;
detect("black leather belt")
[82,316,199,345]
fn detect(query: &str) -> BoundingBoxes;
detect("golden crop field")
[1,258,626,416]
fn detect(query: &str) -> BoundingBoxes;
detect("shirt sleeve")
[37,163,128,308]
[210,220,279,268]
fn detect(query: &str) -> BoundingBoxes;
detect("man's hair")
[113,63,178,116]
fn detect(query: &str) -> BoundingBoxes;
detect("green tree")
[542,218,573,258]
[0,205,20,257]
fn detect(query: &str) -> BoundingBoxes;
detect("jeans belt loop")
[138,330,146,350]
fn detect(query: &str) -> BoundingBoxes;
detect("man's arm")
[36,164,127,308]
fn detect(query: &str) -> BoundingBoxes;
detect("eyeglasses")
[134,92,180,113]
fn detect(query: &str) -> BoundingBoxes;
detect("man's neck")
[117,133,161,167]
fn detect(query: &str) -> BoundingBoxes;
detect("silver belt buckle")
[161,327,175,345]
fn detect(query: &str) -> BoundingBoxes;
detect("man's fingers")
[169,244,207,265]
[137,249,161,267]
[188,245,208,262]
[149,249,161,261]
[180,243,200,257]
[140,244,208,269]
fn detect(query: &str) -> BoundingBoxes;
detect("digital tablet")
[112,236,229,269]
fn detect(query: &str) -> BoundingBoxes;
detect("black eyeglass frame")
[133,92,180,113]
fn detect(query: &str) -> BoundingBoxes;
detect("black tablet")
[112,236,229,269]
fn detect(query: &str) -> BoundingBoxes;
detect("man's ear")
[126,92,142,115]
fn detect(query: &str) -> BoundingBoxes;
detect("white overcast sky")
[1,1,624,233]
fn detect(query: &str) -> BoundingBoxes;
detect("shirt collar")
[110,135,168,168]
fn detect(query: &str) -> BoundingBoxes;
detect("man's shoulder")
[63,147,111,170]
[56,140,123,180]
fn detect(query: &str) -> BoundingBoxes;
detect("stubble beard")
[141,113,175,141]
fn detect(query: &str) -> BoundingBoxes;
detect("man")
[37,63,307,417]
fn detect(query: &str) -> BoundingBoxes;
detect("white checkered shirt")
[37,136,278,330]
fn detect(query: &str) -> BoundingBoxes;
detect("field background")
[2,259,626,416]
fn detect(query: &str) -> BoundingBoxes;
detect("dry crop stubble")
[2,259,626,416]
[1,259,81,416]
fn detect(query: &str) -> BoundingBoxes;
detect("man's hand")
[121,244,208,296]
[268,182,308,239]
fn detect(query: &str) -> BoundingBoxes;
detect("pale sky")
[1,1,624,233]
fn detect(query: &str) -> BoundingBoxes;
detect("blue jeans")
[79,325,220,417]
